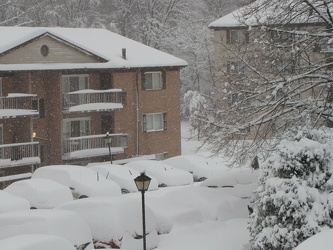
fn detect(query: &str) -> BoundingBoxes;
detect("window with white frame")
[143,71,165,90]
[143,113,167,132]
[228,30,248,44]
[63,117,90,139]
[62,75,89,94]
[227,61,246,74]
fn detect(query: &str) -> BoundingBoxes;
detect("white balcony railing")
[0,94,39,118]
[0,142,41,167]
[62,133,128,160]
[63,89,126,112]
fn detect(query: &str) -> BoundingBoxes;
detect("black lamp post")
[134,172,151,250]
[104,132,113,164]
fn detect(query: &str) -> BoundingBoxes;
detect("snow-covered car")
[0,209,94,249]
[145,186,249,234]
[0,190,29,214]
[4,178,73,209]
[56,196,159,249]
[88,163,158,193]
[32,165,121,199]
[164,155,229,181]
[201,169,260,199]
[0,234,76,250]
[125,160,193,187]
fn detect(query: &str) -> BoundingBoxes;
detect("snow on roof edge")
[208,1,328,29]
[0,62,187,72]
[0,26,188,70]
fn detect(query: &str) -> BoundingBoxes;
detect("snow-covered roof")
[208,0,327,29]
[208,10,245,28]
[0,26,187,71]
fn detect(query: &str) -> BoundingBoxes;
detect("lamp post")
[104,132,113,164]
[134,172,151,250]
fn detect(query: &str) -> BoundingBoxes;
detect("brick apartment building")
[208,3,330,138]
[0,27,187,186]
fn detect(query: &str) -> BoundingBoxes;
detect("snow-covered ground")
[0,121,254,250]
[2,122,330,249]
[0,123,333,250]
[142,122,252,250]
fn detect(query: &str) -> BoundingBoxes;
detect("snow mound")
[0,190,29,214]
[0,234,76,250]
[56,196,159,249]
[88,163,158,192]
[164,155,229,181]
[32,165,121,198]
[4,178,73,208]
[155,218,250,250]
[125,160,193,187]
[295,229,333,250]
[146,186,249,234]
[0,209,93,249]
[201,169,260,199]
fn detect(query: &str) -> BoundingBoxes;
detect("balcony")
[0,142,41,167]
[63,89,126,113]
[0,94,39,118]
[62,133,128,160]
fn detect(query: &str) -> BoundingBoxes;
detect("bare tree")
[199,0,333,165]
[0,0,35,26]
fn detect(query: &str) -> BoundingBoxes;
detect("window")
[227,30,248,44]
[62,75,89,108]
[40,45,49,57]
[0,77,2,97]
[62,75,88,94]
[143,113,167,132]
[227,61,246,74]
[143,71,165,90]
[63,118,90,139]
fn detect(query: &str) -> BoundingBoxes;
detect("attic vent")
[122,48,126,60]
[40,45,49,57]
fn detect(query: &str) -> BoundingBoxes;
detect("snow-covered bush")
[249,128,333,250]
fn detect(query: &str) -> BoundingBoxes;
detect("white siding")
[0,35,102,64]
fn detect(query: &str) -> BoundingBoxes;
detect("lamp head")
[134,172,151,192]
[104,132,112,144]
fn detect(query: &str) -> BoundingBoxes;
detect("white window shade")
[63,118,91,139]
[143,72,163,90]
[143,113,167,132]
[62,75,89,94]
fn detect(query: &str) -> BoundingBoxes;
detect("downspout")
[135,71,140,156]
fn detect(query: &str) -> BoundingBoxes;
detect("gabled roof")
[209,0,328,29]
[0,26,187,71]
